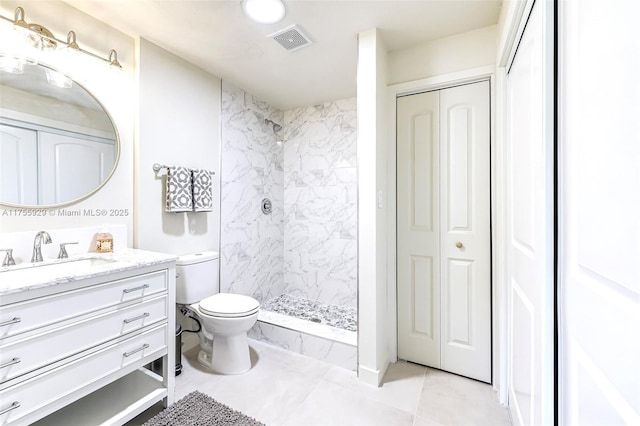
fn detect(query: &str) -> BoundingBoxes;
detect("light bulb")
[0,56,26,74]
[45,68,72,88]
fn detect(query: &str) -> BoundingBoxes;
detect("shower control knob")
[262,198,272,215]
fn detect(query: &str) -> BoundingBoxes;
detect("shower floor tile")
[260,294,357,332]
[258,310,357,346]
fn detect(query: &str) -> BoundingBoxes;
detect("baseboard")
[358,364,384,387]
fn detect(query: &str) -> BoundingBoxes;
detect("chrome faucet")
[57,242,78,259]
[0,248,15,267]
[32,231,52,263]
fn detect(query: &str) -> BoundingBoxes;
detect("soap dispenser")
[96,226,114,253]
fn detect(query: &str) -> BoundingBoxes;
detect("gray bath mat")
[143,391,265,426]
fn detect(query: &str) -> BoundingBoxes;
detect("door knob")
[456,242,463,249]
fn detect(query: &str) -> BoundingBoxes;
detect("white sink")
[0,256,119,285]
[47,257,116,269]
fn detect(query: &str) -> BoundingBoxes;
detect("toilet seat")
[198,293,260,318]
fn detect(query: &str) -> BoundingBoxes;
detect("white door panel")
[506,0,555,424]
[440,82,491,382]
[398,81,491,383]
[397,90,441,366]
[560,0,640,424]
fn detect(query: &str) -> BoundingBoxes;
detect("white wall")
[388,25,497,86]
[357,28,389,387]
[136,38,221,255]
[0,0,134,244]
[374,32,389,380]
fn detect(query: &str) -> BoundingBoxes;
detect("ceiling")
[63,0,502,110]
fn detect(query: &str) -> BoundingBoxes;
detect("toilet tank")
[175,251,219,304]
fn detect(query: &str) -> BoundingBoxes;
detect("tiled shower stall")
[220,81,357,369]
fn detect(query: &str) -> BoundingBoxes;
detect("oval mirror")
[0,61,119,208]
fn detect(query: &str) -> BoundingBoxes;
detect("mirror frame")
[0,62,121,209]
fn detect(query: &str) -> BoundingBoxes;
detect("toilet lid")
[199,293,260,318]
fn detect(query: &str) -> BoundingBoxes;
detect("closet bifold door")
[397,81,491,383]
[438,81,491,383]
[397,89,441,369]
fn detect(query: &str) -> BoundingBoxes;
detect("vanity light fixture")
[65,30,80,52]
[0,6,123,70]
[242,0,286,24]
[108,49,121,69]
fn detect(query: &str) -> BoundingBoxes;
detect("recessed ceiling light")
[242,0,285,24]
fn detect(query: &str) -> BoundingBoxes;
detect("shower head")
[264,118,283,134]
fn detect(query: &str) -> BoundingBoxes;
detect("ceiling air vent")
[270,25,312,52]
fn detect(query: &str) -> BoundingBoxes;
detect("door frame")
[386,65,500,388]
[492,0,537,407]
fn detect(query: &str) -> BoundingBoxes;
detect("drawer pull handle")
[0,317,20,328]
[123,343,150,358]
[0,401,20,416]
[0,358,20,369]
[122,284,149,294]
[123,312,150,324]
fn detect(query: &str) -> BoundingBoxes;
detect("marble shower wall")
[220,81,285,302]
[220,81,357,308]
[282,98,358,307]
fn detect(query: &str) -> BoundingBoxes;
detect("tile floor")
[128,339,511,426]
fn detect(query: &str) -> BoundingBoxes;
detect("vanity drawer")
[0,324,167,426]
[0,295,167,385]
[0,270,167,341]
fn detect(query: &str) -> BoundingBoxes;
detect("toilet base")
[197,333,252,375]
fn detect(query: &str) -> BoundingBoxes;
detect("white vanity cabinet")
[0,252,176,426]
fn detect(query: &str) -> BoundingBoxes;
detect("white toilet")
[175,251,260,374]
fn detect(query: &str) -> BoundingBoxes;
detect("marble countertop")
[0,248,177,297]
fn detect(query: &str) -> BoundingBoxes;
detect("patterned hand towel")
[165,166,193,212]
[192,169,213,212]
